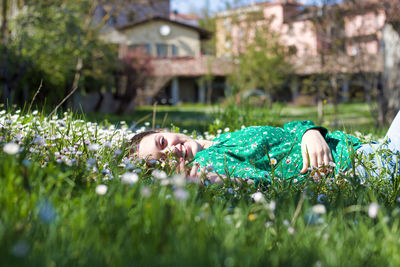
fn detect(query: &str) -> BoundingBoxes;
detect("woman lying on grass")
[131,112,400,185]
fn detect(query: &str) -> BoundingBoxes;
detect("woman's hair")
[129,130,158,155]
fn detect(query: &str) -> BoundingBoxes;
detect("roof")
[116,16,212,40]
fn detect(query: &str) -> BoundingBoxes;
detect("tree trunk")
[206,80,212,105]
[330,76,339,128]
[1,0,9,44]
[67,57,83,108]
[1,82,10,107]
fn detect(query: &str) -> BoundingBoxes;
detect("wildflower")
[87,158,96,168]
[141,186,151,197]
[38,200,57,223]
[288,226,295,235]
[270,158,277,165]
[251,192,264,203]
[172,174,186,187]
[224,127,230,132]
[368,202,379,218]
[317,194,327,203]
[95,184,108,195]
[88,143,100,151]
[206,165,215,172]
[312,204,326,214]
[268,200,276,211]
[264,221,273,228]
[313,172,320,182]
[248,213,257,221]
[148,159,158,165]
[283,219,290,226]
[174,188,189,200]
[33,135,45,146]
[10,240,30,258]
[329,161,336,167]
[3,142,19,155]
[121,172,139,184]
[152,170,167,180]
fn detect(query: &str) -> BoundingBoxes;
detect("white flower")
[224,127,230,132]
[141,186,151,197]
[121,172,139,184]
[174,188,189,200]
[288,226,295,235]
[148,159,158,165]
[152,170,167,180]
[88,143,100,151]
[312,204,326,214]
[270,158,277,165]
[329,161,336,167]
[95,184,108,195]
[251,192,264,203]
[368,203,379,218]
[3,143,19,155]
[206,165,215,172]
[268,200,276,211]
[172,174,186,187]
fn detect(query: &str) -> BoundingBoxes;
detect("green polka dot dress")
[193,121,361,184]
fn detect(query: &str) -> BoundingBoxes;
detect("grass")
[1,104,399,266]
[86,102,386,136]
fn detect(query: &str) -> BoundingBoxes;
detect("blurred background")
[1,0,400,130]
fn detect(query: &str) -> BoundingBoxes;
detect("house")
[214,0,400,103]
[101,13,231,106]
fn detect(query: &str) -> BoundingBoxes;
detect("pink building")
[215,0,399,102]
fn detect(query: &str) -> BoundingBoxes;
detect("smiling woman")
[132,130,215,161]
[130,113,400,185]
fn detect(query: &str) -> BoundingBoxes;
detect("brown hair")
[129,130,158,155]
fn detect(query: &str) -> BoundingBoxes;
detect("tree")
[228,12,292,108]
[116,49,153,114]
[340,0,400,126]
[1,0,165,110]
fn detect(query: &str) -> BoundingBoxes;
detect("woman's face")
[137,132,203,161]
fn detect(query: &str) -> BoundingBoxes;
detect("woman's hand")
[176,158,204,180]
[300,129,333,174]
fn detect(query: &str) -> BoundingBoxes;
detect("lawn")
[1,104,399,266]
[85,102,385,136]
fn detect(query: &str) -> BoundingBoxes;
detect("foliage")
[1,0,118,107]
[1,108,400,266]
[115,50,154,114]
[227,11,292,107]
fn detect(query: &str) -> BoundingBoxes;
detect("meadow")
[1,103,400,266]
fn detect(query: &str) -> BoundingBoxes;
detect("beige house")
[102,16,231,106]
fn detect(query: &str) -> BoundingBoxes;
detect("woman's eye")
[160,138,165,148]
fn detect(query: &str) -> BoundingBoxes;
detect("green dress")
[193,121,362,183]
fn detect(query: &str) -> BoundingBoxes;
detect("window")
[130,44,151,55]
[171,44,178,56]
[156,44,169,57]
